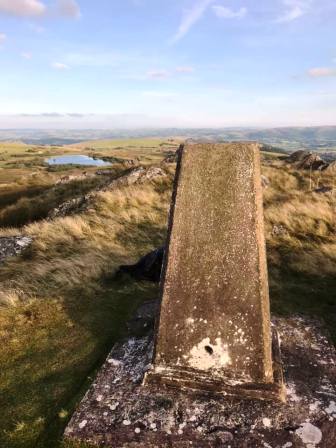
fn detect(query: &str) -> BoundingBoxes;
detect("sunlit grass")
[0,152,335,447]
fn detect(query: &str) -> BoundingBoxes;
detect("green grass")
[0,280,158,448]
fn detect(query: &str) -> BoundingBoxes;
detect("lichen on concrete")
[65,316,336,447]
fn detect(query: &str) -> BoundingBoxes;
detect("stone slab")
[65,316,336,448]
[146,143,275,391]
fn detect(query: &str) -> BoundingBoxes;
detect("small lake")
[46,155,111,166]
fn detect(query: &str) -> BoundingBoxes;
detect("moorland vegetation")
[0,139,335,447]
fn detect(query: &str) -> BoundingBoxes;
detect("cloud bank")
[0,0,81,19]
[0,0,46,17]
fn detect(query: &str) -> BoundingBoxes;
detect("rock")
[123,159,138,167]
[117,247,164,282]
[48,197,87,219]
[100,166,167,191]
[0,236,32,265]
[49,166,168,219]
[162,146,183,164]
[56,173,92,185]
[138,167,166,183]
[96,169,115,176]
[261,175,270,189]
[323,161,336,173]
[314,186,333,194]
[297,154,328,171]
[287,150,312,163]
[272,225,288,236]
[162,154,177,164]
[101,167,146,190]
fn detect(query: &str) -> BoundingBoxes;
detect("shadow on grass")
[269,259,336,343]
[0,278,159,448]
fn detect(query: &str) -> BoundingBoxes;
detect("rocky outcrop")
[287,150,331,171]
[100,167,166,192]
[162,146,182,164]
[297,153,327,171]
[48,197,88,220]
[287,150,312,163]
[48,166,167,219]
[56,172,94,185]
[0,236,32,265]
[96,169,116,176]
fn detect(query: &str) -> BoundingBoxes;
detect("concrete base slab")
[144,327,285,402]
[65,317,336,447]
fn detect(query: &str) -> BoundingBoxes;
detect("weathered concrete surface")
[146,143,278,396]
[65,316,336,447]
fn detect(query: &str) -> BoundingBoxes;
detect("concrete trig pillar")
[145,143,284,401]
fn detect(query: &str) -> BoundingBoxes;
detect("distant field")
[72,137,181,164]
[1,125,336,150]
[0,137,179,204]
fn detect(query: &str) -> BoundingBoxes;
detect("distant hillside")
[0,126,336,151]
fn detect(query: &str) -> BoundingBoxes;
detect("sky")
[0,0,336,129]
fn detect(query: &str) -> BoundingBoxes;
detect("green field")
[0,139,336,447]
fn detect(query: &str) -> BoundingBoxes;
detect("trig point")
[145,142,284,400]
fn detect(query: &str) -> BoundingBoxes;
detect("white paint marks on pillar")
[187,337,231,370]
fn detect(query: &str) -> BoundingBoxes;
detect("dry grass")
[0,154,335,447]
[263,162,336,276]
[0,174,172,448]
[0,181,171,307]
[261,161,336,341]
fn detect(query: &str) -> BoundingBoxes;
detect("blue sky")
[0,0,336,128]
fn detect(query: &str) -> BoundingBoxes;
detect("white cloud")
[308,67,336,77]
[51,62,70,70]
[147,69,171,79]
[0,32,6,44]
[172,0,214,43]
[277,0,312,23]
[142,91,177,99]
[63,51,121,67]
[0,0,46,17]
[212,5,247,19]
[0,0,81,19]
[56,0,80,19]
[21,51,32,59]
[175,66,194,73]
